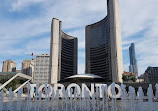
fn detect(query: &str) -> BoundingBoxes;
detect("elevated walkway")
[0,73,32,93]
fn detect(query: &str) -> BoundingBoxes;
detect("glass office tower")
[129,43,138,74]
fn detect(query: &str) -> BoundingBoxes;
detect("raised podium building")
[49,18,78,84]
[85,0,123,82]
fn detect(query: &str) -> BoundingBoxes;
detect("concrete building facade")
[143,67,158,83]
[2,59,16,72]
[16,70,22,73]
[85,0,123,83]
[34,54,50,84]
[49,18,78,84]
[129,43,138,74]
[22,59,35,77]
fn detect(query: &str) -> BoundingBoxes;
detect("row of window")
[35,68,49,70]
[62,40,74,48]
[34,72,49,74]
[34,75,48,77]
[36,60,49,62]
[35,64,49,66]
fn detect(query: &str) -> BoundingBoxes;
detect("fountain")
[0,82,158,111]
[155,84,158,99]
[17,87,23,111]
[147,84,154,111]
[0,90,4,110]
[128,86,136,111]
[7,88,14,111]
[120,83,127,111]
[138,86,144,111]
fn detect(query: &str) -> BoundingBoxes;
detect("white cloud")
[43,0,107,30]
[135,34,158,74]
[78,51,85,59]
[78,41,85,49]
[11,0,46,11]
[0,18,50,46]
[0,64,2,72]
[24,37,50,54]
[119,0,158,75]
[123,63,129,72]
[78,63,85,74]
[122,46,129,51]
[0,0,107,57]
[119,0,156,38]
[67,29,85,49]
[122,40,137,45]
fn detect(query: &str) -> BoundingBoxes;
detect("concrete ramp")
[0,73,32,91]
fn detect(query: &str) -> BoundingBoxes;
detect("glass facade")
[85,0,124,83]
[129,43,138,74]
[86,16,112,82]
[60,31,78,81]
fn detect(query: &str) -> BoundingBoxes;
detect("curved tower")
[49,18,78,84]
[85,0,123,83]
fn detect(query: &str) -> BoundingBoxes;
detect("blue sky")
[0,0,158,75]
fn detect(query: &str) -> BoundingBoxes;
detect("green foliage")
[131,76,137,82]
[0,79,25,90]
[122,75,128,82]
[122,75,137,82]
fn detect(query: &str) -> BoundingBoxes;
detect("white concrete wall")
[109,0,123,83]
[49,18,60,84]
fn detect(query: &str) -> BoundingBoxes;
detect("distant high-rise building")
[143,67,158,83]
[16,70,22,73]
[34,54,49,84]
[49,18,78,84]
[85,0,123,83]
[2,59,16,72]
[129,43,138,74]
[22,59,35,77]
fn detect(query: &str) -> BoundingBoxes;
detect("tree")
[122,75,128,82]
[122,75,137,82]
[131,76,137,82]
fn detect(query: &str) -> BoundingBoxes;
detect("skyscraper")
[49,18,78,84]
[85,0,123,83]
[129,43,138,74]
[22,59,35,77]
[2,59,16,72]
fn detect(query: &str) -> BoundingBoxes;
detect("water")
[17,87,23,111]
[0,90,4,110]
[1,100,158,111]
[121,83,127,111]
[138,86,144,111]
[1,83,158,111]
[147,84,154,111]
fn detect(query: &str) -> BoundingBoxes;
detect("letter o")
[108,84,121,99]
[39,84,53,98]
